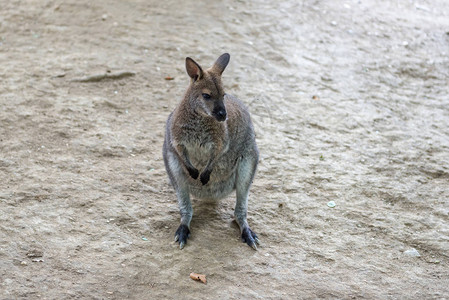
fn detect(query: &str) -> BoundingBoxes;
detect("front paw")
[200,169,211,185]
[187,167,199,179]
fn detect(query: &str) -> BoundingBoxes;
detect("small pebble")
[404,248,420,257]
[327,201,336,208]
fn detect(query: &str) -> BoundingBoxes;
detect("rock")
[404,248,420,257]
[26,249,43,258]
[327,201,336,208]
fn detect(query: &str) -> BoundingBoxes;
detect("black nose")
[215,110,227,121]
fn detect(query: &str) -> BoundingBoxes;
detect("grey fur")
[162,53,260,249]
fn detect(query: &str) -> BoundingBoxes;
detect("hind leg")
[164,150,193,249]
[174,188,192,249]
[234,153,259,250]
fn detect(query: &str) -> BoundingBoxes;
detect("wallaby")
[162,53,260,250]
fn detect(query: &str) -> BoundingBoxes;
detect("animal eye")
[202,93,211,100]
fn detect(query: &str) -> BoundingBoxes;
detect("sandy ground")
[1,0,449,299]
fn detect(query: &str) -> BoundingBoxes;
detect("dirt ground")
[1,0,448,299]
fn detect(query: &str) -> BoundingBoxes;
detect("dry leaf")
[164,76,175,80]
[189,272,207,284]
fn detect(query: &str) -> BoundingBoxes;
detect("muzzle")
[213,108,227,122]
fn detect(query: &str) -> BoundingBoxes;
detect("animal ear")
[211,53,230,75]
[186,57,203,81]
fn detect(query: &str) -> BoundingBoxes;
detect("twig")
[72,71,136,82]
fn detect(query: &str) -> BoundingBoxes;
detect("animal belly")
[185,143,239,200]
[189,171,236,200]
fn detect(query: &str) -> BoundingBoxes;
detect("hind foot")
[241,227,260,250]
[174,224,190,249]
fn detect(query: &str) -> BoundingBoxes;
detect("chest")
[175,118,229,168]
[182,128,230,169]
[184,140,213,167]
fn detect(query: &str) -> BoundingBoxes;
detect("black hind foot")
[174,224,190,249]
[241,227,260,250]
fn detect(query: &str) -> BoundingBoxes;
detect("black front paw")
[200,169,211,185]
[187,167,199,179]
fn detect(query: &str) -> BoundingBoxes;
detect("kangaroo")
[162,53,260,250]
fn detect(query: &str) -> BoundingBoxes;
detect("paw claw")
[250,242,258,250]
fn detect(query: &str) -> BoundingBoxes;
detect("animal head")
[185,53,230,122]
